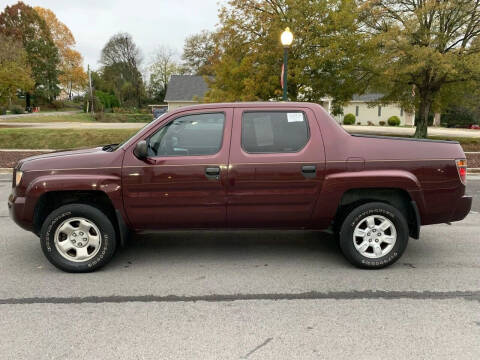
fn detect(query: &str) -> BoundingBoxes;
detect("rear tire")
[40,204,117,272]
[339,202,409,269]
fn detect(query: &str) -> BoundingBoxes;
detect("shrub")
[50,100,65,110]
[62,99,83,109]
[356,122,361,125]
[83,96,103,113]
[343,113,356,125]
[379,121,386,126]
[112,106,145,114]
[96,91,119,110]
[10,105,24,114]
[367,121,374,126]
[0,107,6,115]
[93,112,105,122]
[388,116,401,126]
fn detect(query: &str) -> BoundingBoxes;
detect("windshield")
[117,113,168,150]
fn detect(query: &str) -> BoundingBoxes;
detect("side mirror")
[134,140,148,159]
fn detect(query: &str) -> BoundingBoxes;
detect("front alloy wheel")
[40,204,117,272]
[54,217,102,262]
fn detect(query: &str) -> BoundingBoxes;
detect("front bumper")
[8,192,33,232]
[450,195,473,222]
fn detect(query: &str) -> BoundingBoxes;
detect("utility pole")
[88,64,94,116]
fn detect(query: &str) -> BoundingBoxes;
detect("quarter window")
[241,111,309,153]
[148,112,225,156]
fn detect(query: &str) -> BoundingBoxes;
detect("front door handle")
[205,166,220,179]
[301,165,316,178]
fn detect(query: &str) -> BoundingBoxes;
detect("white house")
[321,94,415,126]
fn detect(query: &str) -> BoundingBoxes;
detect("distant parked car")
[469,124,480,130]
[152,107,167,119]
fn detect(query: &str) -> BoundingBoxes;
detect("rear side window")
[241,111,309,153]
[148,112,225,156]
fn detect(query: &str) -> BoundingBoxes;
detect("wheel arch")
[33,190,129,246]
[333,188,420,239]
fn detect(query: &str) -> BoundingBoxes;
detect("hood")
[18,146,123,172]
[19,147,102,166]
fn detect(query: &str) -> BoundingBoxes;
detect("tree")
[360,0,480,138]
[149,46,181,102]
[59,48,87,99]
[0,33,34,106]
[0,2,60,104]
[33,7,74,55]
[34,7,87,99]
[100,33,144,107]
[182,30,216,75]
[204,0,370,104]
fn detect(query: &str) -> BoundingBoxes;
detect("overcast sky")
[3,0,224,70]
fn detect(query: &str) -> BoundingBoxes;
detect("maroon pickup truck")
[9,102,472,272]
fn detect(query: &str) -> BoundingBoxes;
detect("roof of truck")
[169,101,323,111]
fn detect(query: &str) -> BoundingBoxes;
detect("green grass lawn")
[0,112,152,123]
[0,113,94,123]
[428,136,480,151]
[0,128,138,149]
[97,113,152,123]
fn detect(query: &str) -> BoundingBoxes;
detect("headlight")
[15,170,23,187]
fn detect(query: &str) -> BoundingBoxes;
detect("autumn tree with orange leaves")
[34,7,87,99]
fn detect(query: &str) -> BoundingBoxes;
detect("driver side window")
[147,112,225,157]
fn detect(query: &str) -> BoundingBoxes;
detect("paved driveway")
[0,177,479,359]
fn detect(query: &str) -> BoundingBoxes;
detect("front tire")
[40,204,117,272]
[339,202,409,269]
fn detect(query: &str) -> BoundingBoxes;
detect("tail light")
[456,159,467,184]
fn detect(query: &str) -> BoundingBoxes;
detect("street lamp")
[281,27,293,101]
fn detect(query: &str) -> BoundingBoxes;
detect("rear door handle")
[301,165,316,178]
[205,166,220,179]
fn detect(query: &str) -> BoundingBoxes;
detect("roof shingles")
[164,75,209,102]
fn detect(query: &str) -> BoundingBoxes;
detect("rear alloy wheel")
[339,202,409,269]
[40,204,117,272]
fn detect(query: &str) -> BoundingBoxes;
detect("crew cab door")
[227,107,325,228]
[122,108,232,230]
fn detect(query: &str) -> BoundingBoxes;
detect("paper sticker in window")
[287,112,304,122]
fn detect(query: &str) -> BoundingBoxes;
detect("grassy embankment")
[0,112,152,123]
[0,128,139,149]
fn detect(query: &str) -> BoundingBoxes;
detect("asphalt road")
[1,176,480,359]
